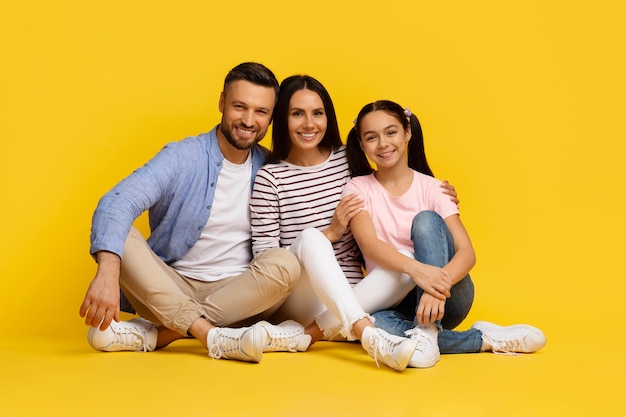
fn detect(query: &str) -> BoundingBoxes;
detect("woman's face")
[359,110,410,168]
[287,89,327,153]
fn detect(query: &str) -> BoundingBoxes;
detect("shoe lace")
[482,334,523,355]
[368,330,398,368]
[405,327,433,353]
[267,331,300,352]
[113,327,148,352]
[208,329,240,359]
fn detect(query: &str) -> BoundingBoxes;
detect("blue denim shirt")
[90,126,268,262]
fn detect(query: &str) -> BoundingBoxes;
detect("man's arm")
[79,251,121,330]
[89,142,180,259]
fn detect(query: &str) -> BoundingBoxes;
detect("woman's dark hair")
[223,62,280,99]
[346,100,434,177]
[267,75,342,163]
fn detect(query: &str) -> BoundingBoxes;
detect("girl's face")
[287,89,327,153]
[359,110,411,168]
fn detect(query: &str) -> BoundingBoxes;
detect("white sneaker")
[405,324,440,368]
[87,318,157,352]
[255,320,312,352]
[207,326,264,363]
[472,320,546,354]
[361,327,418,372]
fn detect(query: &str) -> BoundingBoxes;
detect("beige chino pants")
[119,227,301,336]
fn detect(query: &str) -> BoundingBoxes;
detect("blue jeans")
[372,211,483,354]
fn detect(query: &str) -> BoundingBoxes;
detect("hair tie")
[404,108,412,117]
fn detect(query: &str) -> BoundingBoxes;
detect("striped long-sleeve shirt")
[250,146,364,284]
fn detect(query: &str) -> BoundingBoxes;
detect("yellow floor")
[1,314,619,417]
[2,2,623,416]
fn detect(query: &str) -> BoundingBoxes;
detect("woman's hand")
[417,292,446,325]
[323,194,363,242]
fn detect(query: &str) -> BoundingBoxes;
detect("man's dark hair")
[223,62,280,98]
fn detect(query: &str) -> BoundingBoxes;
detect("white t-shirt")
[172,155,253,281]
[343,170,459,273]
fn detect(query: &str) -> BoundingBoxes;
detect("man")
[79,62,311,363]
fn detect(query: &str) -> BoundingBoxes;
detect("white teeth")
[237,127,253,134]
[300,133,316,139]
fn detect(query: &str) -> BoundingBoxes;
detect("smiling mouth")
[237,127,255,136]
[378,150,395,158]
[299,132,317,140]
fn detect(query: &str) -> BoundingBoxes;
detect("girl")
[344,100,546,364]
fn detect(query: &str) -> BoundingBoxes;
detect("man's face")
[218,80,275,150]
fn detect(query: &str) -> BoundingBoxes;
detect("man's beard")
[220,124,257,151]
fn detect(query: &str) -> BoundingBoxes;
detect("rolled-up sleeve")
[89,143,178,259]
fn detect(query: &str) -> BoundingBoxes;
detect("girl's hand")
[324,194,363,242]
[409,263,452,300]
[417,292,446,325]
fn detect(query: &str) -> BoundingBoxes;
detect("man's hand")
[79,252,121,331]
[441,180,459,207]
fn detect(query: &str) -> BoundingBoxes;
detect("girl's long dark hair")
[346,100,434,177]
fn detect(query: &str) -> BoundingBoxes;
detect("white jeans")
[272,228,415,340]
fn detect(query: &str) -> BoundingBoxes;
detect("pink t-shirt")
[343,170,459,272]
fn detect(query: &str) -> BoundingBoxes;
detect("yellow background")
[1,1,624,416]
